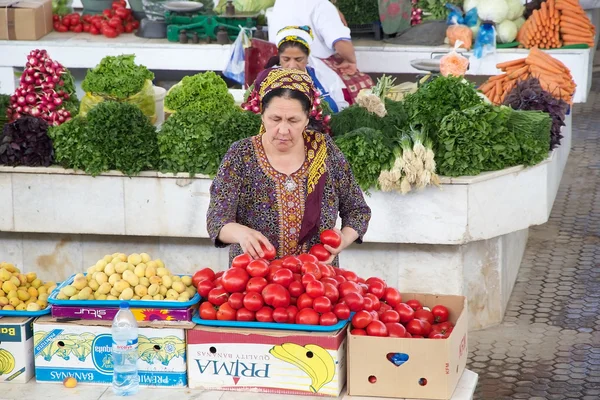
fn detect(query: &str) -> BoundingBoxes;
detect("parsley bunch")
[82,55,154,99]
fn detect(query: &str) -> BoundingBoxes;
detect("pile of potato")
[0,262,57,312]
[57,253,195,302]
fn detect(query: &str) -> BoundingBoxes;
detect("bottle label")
[112,338,138,351]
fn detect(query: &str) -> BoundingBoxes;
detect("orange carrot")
[488,73,508,82]
[479,80,495,93]
[561,15,593,27]
[560,26,593,36]
[496,58,526,70]
[562,33,595,43]
[507,65,529,79]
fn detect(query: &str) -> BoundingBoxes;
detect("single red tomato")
[363,297,374,312]
[365,277,386,287]
[256,306,274,322]
[215,271,224,279]
[323,283,340,304]
[228,292,245,310]
[199,302,217,320]
[414,309,434,325]
[341,270,358,282]
[369,310,380,321]
[246,277,268,293]
[352,310,373,329]
[114,7,130,19]
[305,280,326,299]
[297,253,318,264]
[351,329,367,336]
[385,322,407,337]
[89,25,100,34]
[396,303,415,323]
[406,299,423,311]
[267,265,282,281]
[221,268,250,293]
[368,281,386,299]
[365,293,381,311]
[288,280,305,297]
[207,288,229,306]
[432,305,450,323]
[193,268,216,287]
[216,303,236,321]
[212,277,223,290]
[71,24,83,33]
[406,319,431,336]
[313,296,332,313]
[301,273,317,287]
[333,276,347,286]
[319,229,342,248]
[261,244,276,261]
[196,279,215,298]
[272,307,289,323]
[309,244,330,262]
[296,308,320,325]
[296,293,314,310]
[103,27,118,38]
[236,307,255,321]
[344,292,365,312]
[431,324,453,337]
[366,320,388,337]
[318,264,334,279]
[321,277,337,286]
[243,292,264,312]
[232,253,253,269]
[320,312,338,326]
[132,20,140,29]
[108,17,122,28]
[437,321,454,332]
[339,281,361,297]
[246,259,269,277]
[333,303,351,320]
[377,302,392,315]
[286,305,299,321]
[271,268,294,288]
[269,259,284,268]
[380,310,400,324]
[429,332,447,339]
[281,256,301,273]
[262,283,291,308]
[383,288,402,307]
[301,262,322,280]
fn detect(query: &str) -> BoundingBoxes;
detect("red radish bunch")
[350,296,455,339]
[53,1,139,38]
[411,0,422,26]
[7,49,74,126]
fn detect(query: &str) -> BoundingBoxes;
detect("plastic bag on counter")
[440,41,470,77]
[79,79,157,124]
[446,24,473,49]
[224,28,251,85]
[446,4,479,27]
[52,0,73,16]
[473,22,496,59]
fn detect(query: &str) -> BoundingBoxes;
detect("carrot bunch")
[479,47,576,104]
[518,0,596,49]
[518,0,561,49]
[557,0,595,47]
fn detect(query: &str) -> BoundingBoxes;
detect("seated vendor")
[266,25,346,112]
[268,0,374,105]
[208,68,371,264]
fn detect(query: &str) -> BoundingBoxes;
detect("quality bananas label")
[0,349,16,376]
[269,343,336,393]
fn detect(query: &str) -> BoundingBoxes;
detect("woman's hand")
[219,223,275,259]
[336,60,358,76]
[323,227,359,264]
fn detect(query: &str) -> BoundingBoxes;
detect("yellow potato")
[17,289,30,302]
[145,266,156,278]
[0,297,8,306]
[172,281,186,294]
[134,264,147,278]
[110,288,120,297]
[16,303,27,311]
[177,292,191,302]
[155,259,165,269]
[95,272,108,285]
[120,288,134,301]
[128,254,142,266]
[87,266,96,275]
[107,295,118,301]
[9,297,21,307]
[28,287,38,298]
[88,280,100,292]
[157,268,170,278]
[103,255,113,263]
[181,276,192,287]
[97,282,112,295]
[27,303,41,312]
[37,286,46,294]
[61,285,77,297]
[186,287,197,298]
[2,281,17,294]
[134,285,147,297]
[123,271,139,287]
[115,262,129,274]
[172,276,182,283]
[95,294,107,300]
[26,272,37,283]
[38,293,48,302]
[146,261,158,269]
[141,295,153,301]
[36,300,47,309]
[2,305,15,311]
[16,274,28,286]
[140,253,152,263]
[8,277,20,288]
[108,273,122,285]
[0,268,11,281]
[0,289,4,297]
[166,289,179,300]
[105,263,116,276]
[31,278,42,289]
[7,290,17,300]
[153,294,164,301]
[78,287,92,300]
[161,275,172,289]
[139,277,150,287]
[159,285,168,296]
[69,295,79,300]
[56,293,68,300]
[147,284,159,296]
[73,277,88,291]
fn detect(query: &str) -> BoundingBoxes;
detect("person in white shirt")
[268,0,374,106]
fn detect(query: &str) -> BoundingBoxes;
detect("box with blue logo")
[0,317,35,383]
[33,316,193,387]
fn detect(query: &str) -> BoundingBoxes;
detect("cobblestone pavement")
[467,74,600,399]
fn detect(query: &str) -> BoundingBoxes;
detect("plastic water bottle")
[111,302,140,396]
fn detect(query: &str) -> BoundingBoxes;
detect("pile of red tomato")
[193,229,455,337]
[53,1,139,37]
[350,298,454,339]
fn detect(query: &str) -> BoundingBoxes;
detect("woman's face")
[279,46,308,71]
[262,96,308,153]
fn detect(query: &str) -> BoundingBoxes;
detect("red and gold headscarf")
[250,68,329,245]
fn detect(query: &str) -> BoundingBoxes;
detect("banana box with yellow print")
[187,325,347,397]
[33,316,194,387]
[0,317,35,383]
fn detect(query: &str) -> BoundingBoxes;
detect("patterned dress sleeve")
[327,136,371,242]
[206,140,246,248]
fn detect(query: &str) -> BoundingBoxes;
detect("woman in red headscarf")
[207,68,371,264]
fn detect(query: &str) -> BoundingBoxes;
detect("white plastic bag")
[224,28,251,85]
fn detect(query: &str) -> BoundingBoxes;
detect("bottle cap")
[120,301,129,309]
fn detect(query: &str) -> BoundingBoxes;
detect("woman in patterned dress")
[207,68,371,264]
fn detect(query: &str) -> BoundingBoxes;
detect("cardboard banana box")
[33,316,193,387]
[0,317,35,383]
[187,325,347,397]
